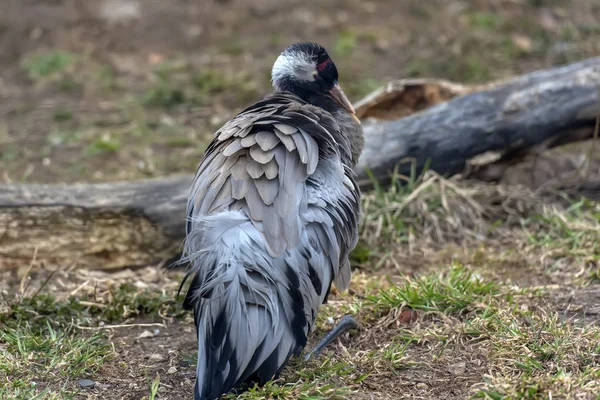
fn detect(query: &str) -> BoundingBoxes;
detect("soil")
[1,0,599,185]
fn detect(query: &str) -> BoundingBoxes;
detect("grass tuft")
[226,358,366,400]
[0,321,110,398]
[367,264,499,315]
[334,30,358,56]
[83,135,121,157]
[22,52,76,79]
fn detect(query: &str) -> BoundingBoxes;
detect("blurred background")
[1,0,599,184]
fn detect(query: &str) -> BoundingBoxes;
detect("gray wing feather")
[273,123,296,135]
[249,145,275,164]
[223,138,244,157]
[255,131,280,151]
[263,158,278,179]
[291,133,308,164]
[240,135,258,147]
[245,158,264,179]
[254,176,279,205]
[274,129,297,152]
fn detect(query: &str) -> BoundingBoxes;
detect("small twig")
[69,280,91,297]
[19,247,38,295]
[29,270,57,300]
[78,300,107,308]
[72,322,166,330]
[374,174,438,217]
[439,176,485,214]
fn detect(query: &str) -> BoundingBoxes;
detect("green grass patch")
[22,51,76,79]
[367,264,500,315]
[194,69,229,95]
[471,308,600,398]
[2,283,186,332]
[52,109,73,123]
[47,131,85,147]
[0,275,188,397]
[83,135,121,157]
[523,199,600,258]
[225,358,366,400]
[0,317,110,398]
[380,338,414,369]
[334,30,359,56]
[358,262,600,398]
[147,373,161,400]
[468,12,502,30]
[96,282,187,323]
[0,323,109,378]
[143,82,186,107]
[0,385,76,400]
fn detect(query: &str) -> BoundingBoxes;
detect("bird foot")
[303,315,360,361]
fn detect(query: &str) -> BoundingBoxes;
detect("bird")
[174,42,365,400]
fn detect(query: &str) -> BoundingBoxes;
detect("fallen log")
[0,176,190,271]
[354,57,600,188]
[1,58,599,270]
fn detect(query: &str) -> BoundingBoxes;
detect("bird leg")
[303,315,360,361]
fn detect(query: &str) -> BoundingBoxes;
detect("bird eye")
[314,48,328,63]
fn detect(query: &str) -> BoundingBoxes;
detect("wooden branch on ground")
[1,58,599,271]
[354,57,600,188]
[0,177,190,271]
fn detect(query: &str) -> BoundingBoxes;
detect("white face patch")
[271,50,317,90]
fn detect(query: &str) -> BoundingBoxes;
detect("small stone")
[416,382,428,390]
[167,366,178,374]
[210,115,224,126]
[159,114,175,127]
[374,39,390,52]
[149,353,164,362]
[186,24,204,38]
[77,379,96,389]
[148,53,165,65]
[512,35,532,53]
[30,27,43,40]
[398,309,418,324]
[99,0,141,24]
[179,358,194,368]
[138,330,154,339]
[539,8,560,33]
[448,361,466,375]
[362,2,376,13]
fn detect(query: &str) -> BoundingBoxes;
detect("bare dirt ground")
[2,0,599,185]
[1,1,600,400]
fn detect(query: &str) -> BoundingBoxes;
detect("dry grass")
[357,169,553,273]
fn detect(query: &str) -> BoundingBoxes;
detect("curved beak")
[328,82,359,123]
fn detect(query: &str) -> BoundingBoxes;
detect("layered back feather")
[179,92,363,400]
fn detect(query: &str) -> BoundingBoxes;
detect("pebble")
[149,353,164,361]
[447,361,466,375]
[77,379,96,389]
[138,330,154,339]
